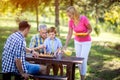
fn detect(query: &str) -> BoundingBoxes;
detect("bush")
[94,25,101,36]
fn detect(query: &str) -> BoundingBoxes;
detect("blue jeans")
[26,61,40,75]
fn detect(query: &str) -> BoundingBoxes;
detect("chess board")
[39,53,55,58]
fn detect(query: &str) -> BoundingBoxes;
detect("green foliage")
[115,25,120,34]
[94,25,101,36]
[104,3,120,33]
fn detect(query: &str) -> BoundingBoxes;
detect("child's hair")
[48,27,56,34]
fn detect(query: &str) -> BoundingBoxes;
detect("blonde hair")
[66,6,80,25]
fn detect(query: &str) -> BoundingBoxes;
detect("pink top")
[69,15,91,42]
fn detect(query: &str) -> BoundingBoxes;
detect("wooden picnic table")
[26,54,84,80]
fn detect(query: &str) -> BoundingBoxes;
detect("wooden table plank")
[26,54,84,80]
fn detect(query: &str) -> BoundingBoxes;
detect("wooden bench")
[0,72,23,80]
[0,72,67,80]
[30,74,67,80]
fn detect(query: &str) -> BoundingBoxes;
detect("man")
[29,24,47,54]
[2,21,46,80]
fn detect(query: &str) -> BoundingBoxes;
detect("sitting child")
[44,27,63,76]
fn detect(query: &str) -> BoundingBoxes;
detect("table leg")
[66,63,75,80]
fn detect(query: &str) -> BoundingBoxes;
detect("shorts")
[26,61,40,75]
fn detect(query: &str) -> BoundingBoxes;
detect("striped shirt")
[29,34,44,53]
[2,31,27,73]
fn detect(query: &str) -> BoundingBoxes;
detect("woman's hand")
[62,46,67,51]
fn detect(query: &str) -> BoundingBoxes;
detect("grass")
[0,19,120,80]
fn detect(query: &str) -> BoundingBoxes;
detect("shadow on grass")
[87,43,120,80]
[86,68,120,80]
[59,37,120,80]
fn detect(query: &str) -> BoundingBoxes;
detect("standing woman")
[63,6,92,80]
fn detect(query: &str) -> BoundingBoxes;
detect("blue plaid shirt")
[44,37,62,54]
[29,34,44,53]
[2,31,28,73]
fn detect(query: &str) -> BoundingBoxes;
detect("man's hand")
[32,51,39,58]
[34,45,45,50]
[38,45,45,49]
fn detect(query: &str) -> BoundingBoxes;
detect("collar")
[48,37,57,40]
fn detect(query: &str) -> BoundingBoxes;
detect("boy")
[44,27,63,76]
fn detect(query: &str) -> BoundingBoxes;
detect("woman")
[63,6,92,80]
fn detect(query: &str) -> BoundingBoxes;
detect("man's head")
[38,24,47,39]
[19,21,31,37]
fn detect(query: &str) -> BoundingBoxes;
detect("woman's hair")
[66,6,80,25]
[48,27,56,34]
[19,21,30,31]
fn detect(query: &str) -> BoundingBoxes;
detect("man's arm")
[15,59,30,79]
[26,47,40,58]
[32,45,45,51]
[15,59,24,74]
[29,35,45,51]
[26,47,33,53]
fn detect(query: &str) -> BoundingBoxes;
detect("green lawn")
[0,19,120,80]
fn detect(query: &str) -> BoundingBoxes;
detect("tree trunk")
[36,5,39,31]
[84,5,87,15]
[95,4,98,26]
[55,0,60,36]
[70,0,73,6]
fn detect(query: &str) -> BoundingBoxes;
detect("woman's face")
[67,12,73,19]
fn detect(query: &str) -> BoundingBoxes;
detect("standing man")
[2,21,46,80]
[29,24,47,54]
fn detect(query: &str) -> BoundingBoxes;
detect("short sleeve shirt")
[2,31,27,73]
[69,15,91,42]
[44,37,62,54]
[29,34,44,53]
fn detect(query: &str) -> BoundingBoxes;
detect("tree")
[55,0,60,36]
[1,0,52,29]
[104,3,120,33]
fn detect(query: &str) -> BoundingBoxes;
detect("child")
[44,27,63,76]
